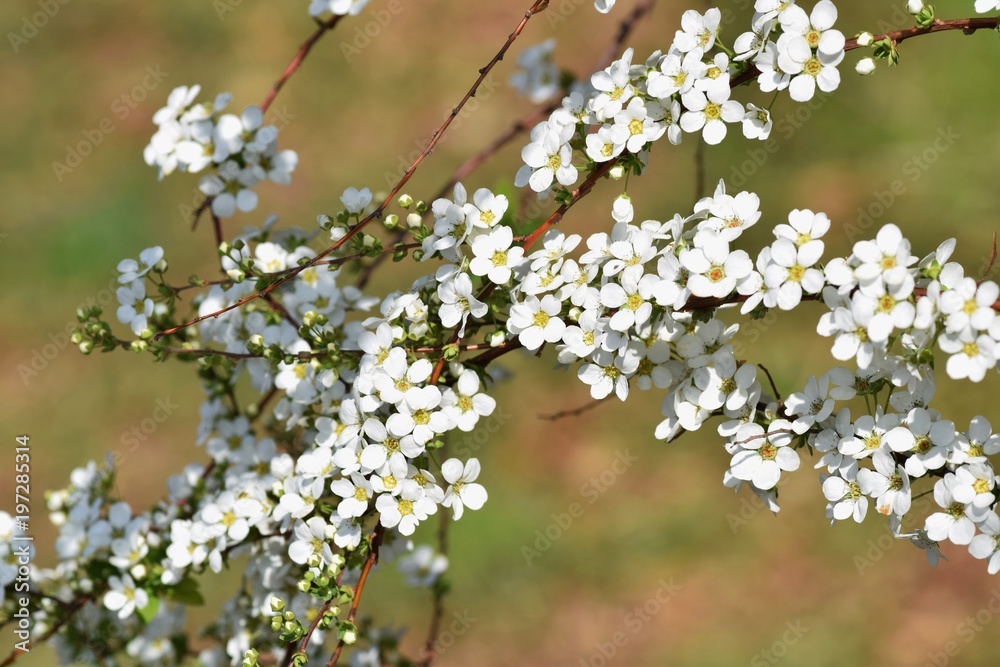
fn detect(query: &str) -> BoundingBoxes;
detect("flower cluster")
[12,1,1000,666]
[144,85,298,218]
[517,2,849,197]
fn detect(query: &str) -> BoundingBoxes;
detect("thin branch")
[193,15,346,230]
[731,15,1000,87]
[0,595,91,666]
[757,364,782,405]
[539,398,609,421]
[979,231,998,285]
[419,509,452,666]
[327,526,385,667]
[161,0,552,341]
[262,16,345,114]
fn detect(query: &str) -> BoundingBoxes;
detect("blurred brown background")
[3,0,1000,664]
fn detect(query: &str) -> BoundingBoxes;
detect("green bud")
[443,343,461,361]
[385,213,400,230]
[297,579,311,593]
[415,199,428,213]
[79,341,94,355]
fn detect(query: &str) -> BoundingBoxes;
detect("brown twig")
[327,526,385,666]
[539,398,609,421]
[0,595,91,666]
[731,16,1000,88]
[193,15,346,230]
[419,507,452,666]
[979,231,998,285]
[161,0,552,341]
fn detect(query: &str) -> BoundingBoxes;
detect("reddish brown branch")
[327,526,385,667]
[162,0,551,341]
[539,398,609,422]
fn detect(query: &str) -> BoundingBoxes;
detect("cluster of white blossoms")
[144,85,298,218]
[14,1,1000,666]
[509,39,562,104]
[517,1,851,195]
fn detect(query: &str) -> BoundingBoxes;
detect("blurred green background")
[3,0,1000,665]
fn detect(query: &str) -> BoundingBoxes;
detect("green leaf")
[165,576,205,606]
[138,595,160,624]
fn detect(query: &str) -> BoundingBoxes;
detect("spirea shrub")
[4,1,1000,665]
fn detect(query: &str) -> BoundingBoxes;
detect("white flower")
[742,103,773,140]
[199,165,259,218]
[519,128,578,193]
[441,458,488,520]
[680,238,753,299]
[777,24,844,103]
[952,463,997,510]
[975,0,1000,13]
[939,330,996,382]
[438,273,488,337]
[116,280,154,336]
[673,8,722,53]
[469,226,526,284]
[614,97,665,153]
[779,0,845,58]
[104,574,149,620]
[857,450,911,517]
[924,474,983,545]
[969,513,1000,574]
[118,247,164,283]
[589,50,634,119]
[509,39,560,103]
[594,0,616,13]
[309,0,371,18]
[729,421,799,490]
[398,545,449,587]
[441,369,496,432]
[465,188,509,230]
[822,470,868,523]
[940,278,998,334]
[340,186,373,214]
[331,473,374,519]
[647,49,706,99]
[578,350,638,400]
[600,270,659,332]
[585,124,629,163]
[679,87,744,145]
[377,486,437,535]
[288,516,335,565]
[762,237,825,309]
[508,295,566,350]
[784,374,836,433]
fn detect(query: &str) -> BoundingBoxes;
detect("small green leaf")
[138,595,160,624]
